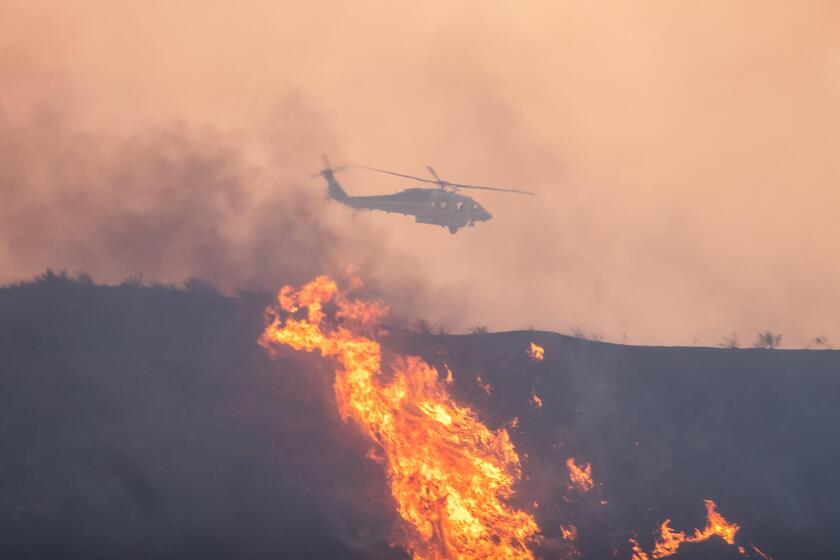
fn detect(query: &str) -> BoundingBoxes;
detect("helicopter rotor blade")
[426,165,445,185]
[356,164,535,195]
[423,165,532,194]
[355,166,440,185]
[446,182,535,196]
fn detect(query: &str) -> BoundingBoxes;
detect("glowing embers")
[560,524,578,541]
[259,276,540,559]
[566,457,594,492]
[475,374,493,395]
[528,342,545,362]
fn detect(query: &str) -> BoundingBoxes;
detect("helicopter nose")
[483,210,492,220]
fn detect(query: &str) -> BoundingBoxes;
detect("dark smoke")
[2,47,479,330]
[0,105,358,290]
[0,83,456,323]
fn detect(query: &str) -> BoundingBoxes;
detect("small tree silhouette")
[74,272,94,285]
[470,325,488,334]
[813,336,833,349]
[119,273,144,288]
[568,326,601,342]
[34,269,70,284]
[412,319,432,335]
[570,326,586,339]
[183,277,218,294]
[719,333,739,348]
[754,331,782,349]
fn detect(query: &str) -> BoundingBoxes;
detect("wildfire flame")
[528,342,545,362]
[566,457,594,492]
[475,374,493,395]
[258,276,773,560]
[630,538,650,560]
[560,524,578,541]
[632,500,765,559]
[259,276,540,559]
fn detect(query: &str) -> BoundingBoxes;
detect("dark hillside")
[409,333,840,558]
[0,278,837,559]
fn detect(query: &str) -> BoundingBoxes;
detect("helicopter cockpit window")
[471,204,479,210]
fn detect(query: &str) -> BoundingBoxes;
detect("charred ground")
[0,276,837,559]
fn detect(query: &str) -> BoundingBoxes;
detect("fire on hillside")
[259,276,773,560]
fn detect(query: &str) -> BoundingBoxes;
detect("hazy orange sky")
[2,1,839,346]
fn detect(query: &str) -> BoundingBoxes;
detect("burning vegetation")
[259,275,775,560]
[560,524,578,541]
[528,342,545,362]
[630,500,770,559]
[259,276,540,559]
[566,457,595,493]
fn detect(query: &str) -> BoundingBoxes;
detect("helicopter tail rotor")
[311,154,347,177]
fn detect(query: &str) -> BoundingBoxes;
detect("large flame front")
[259,276,540,559]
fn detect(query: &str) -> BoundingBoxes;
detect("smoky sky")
[0,42,444,322]
[2,1,840,346]
[0,105,394,293]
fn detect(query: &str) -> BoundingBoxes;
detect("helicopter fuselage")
[344,188,492,233]
[318,166,492,233]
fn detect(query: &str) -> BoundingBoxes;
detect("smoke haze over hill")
[2,1,840,344]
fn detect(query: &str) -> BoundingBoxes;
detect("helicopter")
[312,156,534,234]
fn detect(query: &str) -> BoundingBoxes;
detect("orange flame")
[528,342,545,362]
[259,276,540,559]
[691,499,739,545]
[475,374,493,395]
[530,390,543,409]
[566,457,594,492]
[630,538,650,560]
[560,524,578,541]
[634,500,746,559]
[650,520,686,557]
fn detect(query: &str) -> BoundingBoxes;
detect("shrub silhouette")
[754,331,782,349]
[183,277,219,294]
[719,333,739,348]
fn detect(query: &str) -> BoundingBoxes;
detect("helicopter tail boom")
[312,155,351,203]
[325,173,350,202]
